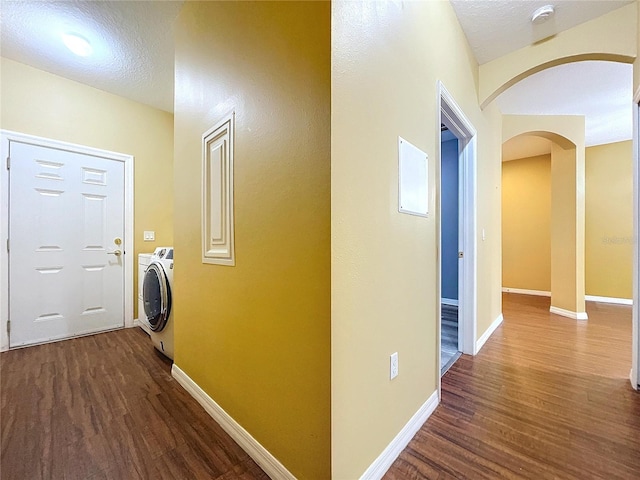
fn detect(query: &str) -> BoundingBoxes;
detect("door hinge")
[5,157,9,170]
[6,320,10,335]
[6,239,8,253]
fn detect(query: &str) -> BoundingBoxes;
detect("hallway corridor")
[386,293,639,479]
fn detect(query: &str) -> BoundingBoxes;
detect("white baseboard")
[585,295,633,306]
[549,306,588,320]
[135,318,150,334]
[475,313,503,354]
[171,365,296,480]
[360,390,439,480]
[502,287,550,297]
[441,298,459,307]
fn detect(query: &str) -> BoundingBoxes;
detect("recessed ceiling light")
[531,5,555,25]
[62,33,93,57]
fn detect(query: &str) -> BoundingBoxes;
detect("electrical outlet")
[390,352,399,380]
[143,231,155,241]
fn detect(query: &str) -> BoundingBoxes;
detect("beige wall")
[503,115,586,315]
[502,155,551,292]
[173,2,331,479]
[502,141,633,301]
[0,57,174,319]
[586,141,634,299]
[331,1,502,478]
[551,142,585,314]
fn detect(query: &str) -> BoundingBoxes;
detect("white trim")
[585,295,633,306]
[475,313,503,354]
[360,390,439,480]
[441,298,459,307]
[440,84,477,357]
[123,147,134,329]
[134,317,150,334]
[632,87,640,390]
[171,364,296,480]
[502,287,551,297]
[0,130,134,351]
[437,82,478,400]
[549,306,588,320]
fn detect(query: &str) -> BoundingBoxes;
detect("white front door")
[8,140,125,347]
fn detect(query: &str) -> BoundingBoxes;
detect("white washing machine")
[142,247,174,360]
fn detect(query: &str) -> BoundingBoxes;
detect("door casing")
[437,82,478,395]
[631,88,640,390]
[0,130,135,351]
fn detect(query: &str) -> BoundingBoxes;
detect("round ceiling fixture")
[62,33,93,57]
[531,5,555,25]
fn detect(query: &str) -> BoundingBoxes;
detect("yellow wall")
[551,142,585,313]
[331,1,502,478]
[502,155,551,292]
[172,2,330,479]
[503,115,586,314]
[0,57,174,319]
[586,141,634,299]
[502,141,633,301]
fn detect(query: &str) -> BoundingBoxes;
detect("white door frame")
[0,130,134,351]
[632,88,640,390]
[437,82,478,393]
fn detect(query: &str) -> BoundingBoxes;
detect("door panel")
[9,141,125,347]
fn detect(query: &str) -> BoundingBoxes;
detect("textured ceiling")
[0,0,634,147]
[448,0,635,156]
[449,0,634,65]
[495,60,633,150]
[0,0,184,113]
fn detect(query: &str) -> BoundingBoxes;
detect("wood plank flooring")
[2,294,638,479]
[441,304,460,375]
[0,328,268,480]
[385,293,640,479]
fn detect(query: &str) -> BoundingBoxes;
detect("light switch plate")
[143,231,155,241]
[390,352,399,379]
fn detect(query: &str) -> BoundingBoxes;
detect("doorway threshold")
[441,351,462,376]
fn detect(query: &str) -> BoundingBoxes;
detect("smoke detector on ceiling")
[531,5,555,25]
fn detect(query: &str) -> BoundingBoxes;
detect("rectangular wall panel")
[202,112,235,266]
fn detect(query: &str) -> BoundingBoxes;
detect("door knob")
[107,249,122,256]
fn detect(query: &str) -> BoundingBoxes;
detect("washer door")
[143,263,171,332]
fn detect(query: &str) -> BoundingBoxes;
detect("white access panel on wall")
[398,136,429,217]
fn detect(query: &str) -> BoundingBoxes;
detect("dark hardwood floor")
[385,293,640,479]
[2,295,638,479]
[0,328,268,480]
